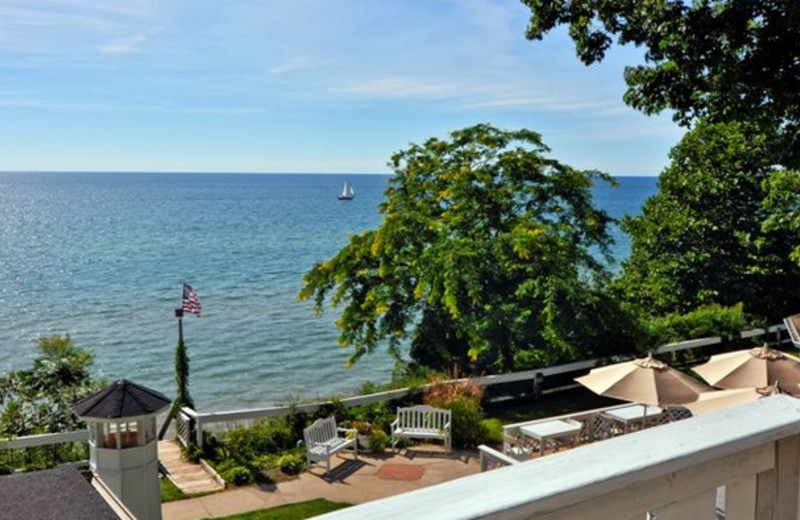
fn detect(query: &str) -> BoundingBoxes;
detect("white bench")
[391,405,452,453]
[303,416,357,474]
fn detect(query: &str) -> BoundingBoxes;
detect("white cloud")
[98,33,149,54]
[329,73,626,119]
[332,76,458,100]
[463,95,610,112]
[0,0,160,59]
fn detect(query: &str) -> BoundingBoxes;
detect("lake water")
[0,172,657,411]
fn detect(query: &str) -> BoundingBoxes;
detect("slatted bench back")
[396,405,450,431]
[304,417,338,446]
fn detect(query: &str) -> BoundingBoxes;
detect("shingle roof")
[0,465,120,520]
[73,379,171,419]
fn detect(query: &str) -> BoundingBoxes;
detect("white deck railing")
[0,430,88,449]
[176,324,791,447]
[2,324,792,451]
[500,403,692,459]
[314,395,800,520]
[478,444,520,472]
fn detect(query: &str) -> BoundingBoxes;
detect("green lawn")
[161,476,218,503]
[161,476,188,502]
[199,499,351,520]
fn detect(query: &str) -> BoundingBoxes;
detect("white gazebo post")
[74,379,171,520]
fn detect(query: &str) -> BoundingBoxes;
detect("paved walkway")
[159,440,225,495]
[162,447,481,520]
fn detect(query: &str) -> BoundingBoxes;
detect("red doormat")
[377,464,425,481]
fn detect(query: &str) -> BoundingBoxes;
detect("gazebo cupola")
[73,379,171,520]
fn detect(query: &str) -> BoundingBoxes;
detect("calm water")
[0,172,657,411]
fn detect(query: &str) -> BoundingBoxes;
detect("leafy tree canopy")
[617,120,800,321]
[300,124,637,375]
[761,168,800,268]
[522,0,800,167]
[0,335,103,436]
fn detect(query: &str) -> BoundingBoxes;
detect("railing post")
[195,415,203,448]
[725,475,757,520]
[756,467,777,519]
[775,435,800,520]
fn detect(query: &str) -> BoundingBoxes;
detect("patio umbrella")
[691,344,800,396]
[682,383,781,416]
[575,354,713,407]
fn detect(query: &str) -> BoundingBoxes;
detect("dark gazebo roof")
[73,379,171,419]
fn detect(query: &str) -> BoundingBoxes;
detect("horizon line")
[0,170,659,178]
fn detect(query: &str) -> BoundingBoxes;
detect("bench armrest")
[337,427,357,438]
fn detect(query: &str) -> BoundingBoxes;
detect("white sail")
[339,179,354,199]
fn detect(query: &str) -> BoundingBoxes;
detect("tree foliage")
[174,334,195,410]
[521,0,800,168]
[0,335,103,436]
[300,124,637,374]
[761,169,800,267]
[617,121,800,321]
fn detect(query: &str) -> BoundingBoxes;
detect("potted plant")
[352,420,375,451]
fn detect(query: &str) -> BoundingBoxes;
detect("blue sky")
[0,0,685,176]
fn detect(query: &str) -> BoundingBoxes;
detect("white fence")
[179,324,790,448]
[0,430,88,449]
[2,323,792,451]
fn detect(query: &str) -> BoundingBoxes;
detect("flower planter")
[358,434,371,452]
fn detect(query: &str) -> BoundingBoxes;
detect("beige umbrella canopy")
[682,383,781,416]
[692,344,800,396]
[575,354,713,407]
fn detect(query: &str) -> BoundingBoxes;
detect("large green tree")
[522,0,800,168]
[300,124,637,374]
[617,121,800,321]
[761,169,800,268]
[0,335,103,436]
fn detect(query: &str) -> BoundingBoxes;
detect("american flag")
[182,282,202,316]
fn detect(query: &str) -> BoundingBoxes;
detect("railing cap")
[314,395,800,520]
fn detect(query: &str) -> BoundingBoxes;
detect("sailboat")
[338,178,355,200]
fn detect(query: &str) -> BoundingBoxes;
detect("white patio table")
[601,404,664,435]
[519,418,583,456]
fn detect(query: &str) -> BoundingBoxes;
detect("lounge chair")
[785,314,800,349]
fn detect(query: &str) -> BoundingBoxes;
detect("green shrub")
[183,443,203,463]
[424,378,488,449]
[480,418,504,445]
[445,397,488,448]
[224,417,295,462]
[347,400,395,433]
[284,409,309,441]
[221,465,253,486]
[313,399,352,423]
[367,429,390,453]
[276,452,306,475]
[642,303,756,347]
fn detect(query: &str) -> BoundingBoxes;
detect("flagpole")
[176,307,184,345]
[158,294,189,440]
